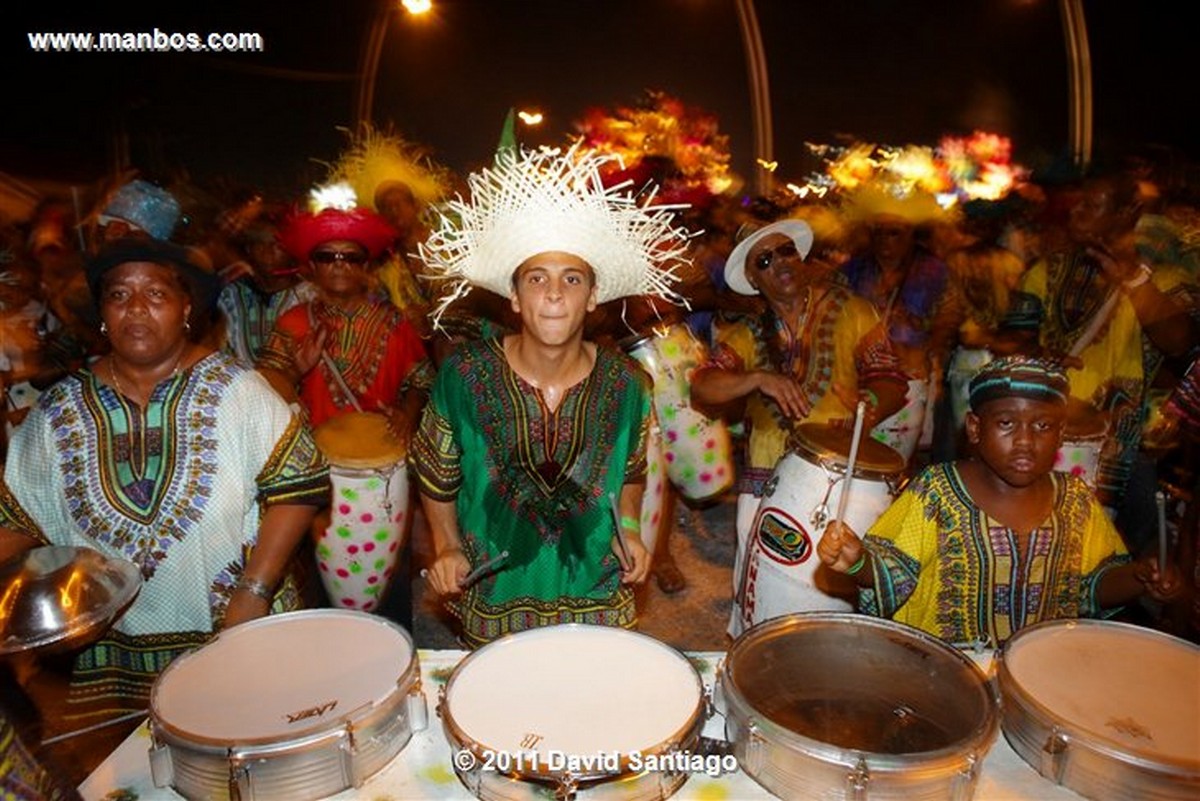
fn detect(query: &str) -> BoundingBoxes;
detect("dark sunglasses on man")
[754,242,800,271]
[311,250,369,266]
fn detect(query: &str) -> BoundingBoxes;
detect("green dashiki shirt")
[859,462,1130,648]
[411,338,652,648]
[0,352,329,727]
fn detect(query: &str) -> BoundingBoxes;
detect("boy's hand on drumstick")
[756,372,812,419]
[614,533,652,586]
[424,547,471,596]
[817,520,864,573]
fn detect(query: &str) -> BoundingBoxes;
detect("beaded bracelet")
[845,554,868,576]
[234,575,275,601]
[620,515,641,532]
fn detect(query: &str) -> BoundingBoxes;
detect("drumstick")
[834,401,867,535]
[1156,490,1168,574]
[1068,287,1120,358]
[320,352,365,414]
[608,492,634,571]
[419,549,510,589]
[41,710,146,746]
[460,550,509,589]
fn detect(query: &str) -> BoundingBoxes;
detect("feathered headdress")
[327,124,451,211]
[419,143,694,326]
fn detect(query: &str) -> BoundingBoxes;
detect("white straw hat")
[724,219,814,296]
[419,144,694,325]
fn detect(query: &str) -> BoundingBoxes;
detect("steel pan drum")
[148,609,426,801]
[0,545,141,656]
[718,613,999,800]
[997,619,1200,801]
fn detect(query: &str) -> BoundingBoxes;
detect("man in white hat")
[691,217,908,637]
[412,145,691,648]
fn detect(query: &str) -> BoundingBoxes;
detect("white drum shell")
[148,610,426,801]
[718,613,999,800]
[997,619,1200,801]
[737,447,901,627]
[437,624,707,801]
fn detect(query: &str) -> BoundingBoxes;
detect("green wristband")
[845,554,868,576]
[620,515,640,532]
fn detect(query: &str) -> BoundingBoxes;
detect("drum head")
[724,613,996,755]
[151,610,414,743]
[792,423,906,477]
[442,625,702,777]
[1000,619,1200,769]
[314,412,406,469]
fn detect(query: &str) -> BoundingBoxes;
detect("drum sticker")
[755,507,812,565]
[285,699,338,724]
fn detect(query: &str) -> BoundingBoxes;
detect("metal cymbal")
[0,545,142,657]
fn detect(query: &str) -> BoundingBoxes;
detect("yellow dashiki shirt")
[410,339,651,648]
[709,284,905,495]
[860,463,1130,648]
[0,352,329,726]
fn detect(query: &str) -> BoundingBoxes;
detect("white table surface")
[81,648,1081,801]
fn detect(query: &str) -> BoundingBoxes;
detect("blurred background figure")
[327,124,454,338]
[211,193,315,366]
[840,186,963,466]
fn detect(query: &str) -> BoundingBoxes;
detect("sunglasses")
[754,242,800,271]
[311,250,369,266]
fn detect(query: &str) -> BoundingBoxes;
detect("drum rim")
[314,411,407,468]
[788,426,907,478]
[439,623,706,782]
[720,612,1000,765]
[149,609,420,747]
[996,618,1200,772]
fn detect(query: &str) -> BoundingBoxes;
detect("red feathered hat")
[277,206,397,261]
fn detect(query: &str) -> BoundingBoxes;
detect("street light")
[734,0,774,197]
[1058,0,1093,170]
[356,0,432,127]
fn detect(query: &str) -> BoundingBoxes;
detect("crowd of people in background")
[2,125,1200,661]
[2,122,1200,793]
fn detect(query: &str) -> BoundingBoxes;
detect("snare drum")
[1054,400,1108,488]
[624,325,734,501]
[997,619,1200,801]
[149,609,427,801]
[438,624,707,800]
[313,412,410,611]
[736,424,905,632]
[718,613,999,801]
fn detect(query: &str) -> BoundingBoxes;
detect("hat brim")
[277,207,397,262]
[724,220,814,296]
[86,238,221,313]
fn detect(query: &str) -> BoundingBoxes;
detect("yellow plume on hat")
[328,124,452,211]
[841,183,954,226]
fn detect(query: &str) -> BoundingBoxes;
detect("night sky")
[4,1,1194,204]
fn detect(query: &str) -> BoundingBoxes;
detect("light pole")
[734,0,774,196]
[356,0,431,127]
[1058,0,1093,170]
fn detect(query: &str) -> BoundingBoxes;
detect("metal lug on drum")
[845,756,870,800]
